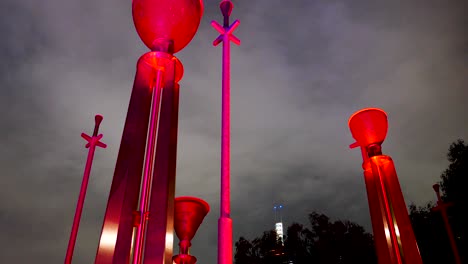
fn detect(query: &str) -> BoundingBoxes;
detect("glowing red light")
[348,108,388,148]
[348,108,423,264]
[132,0,204,53]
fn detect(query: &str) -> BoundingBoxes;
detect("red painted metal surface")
[132,68,164,264]
[95,54,155,264]
[173,254,197,264]
[142,54,183,264]
[94,52,184,264]
[132,0,203,53]
[349,108,423,264]
[65,115,106,264]
[131,52,183,264]
[95,0,202,262]
[172,197,210,264]
[212,1,240,263]
[432,184,461,264]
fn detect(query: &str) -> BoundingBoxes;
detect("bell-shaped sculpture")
[348,108,423,264]
[172,196,210,264]
[132,0,204,53]
[348,108,388,149]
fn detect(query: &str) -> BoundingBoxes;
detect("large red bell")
[132,0,204,53]
[172,196,210,264]
[348,108,388,148]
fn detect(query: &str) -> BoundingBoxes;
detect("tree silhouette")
[235,140,468,264]
[307,212,376,264]
[407,139,467,264]
[438,139,467,263]
[409,203,455,263]
[251,230,284,264]
[284,223,313,263]
[440,139,467,259]
[234,212,376,264]
[234,237,258,264]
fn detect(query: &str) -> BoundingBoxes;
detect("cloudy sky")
[0,0,467,263]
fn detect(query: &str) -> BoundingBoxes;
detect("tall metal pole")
[65,115,106,264]
[348,108,423,264]
[212,1,240,263]
[432,184,461,264]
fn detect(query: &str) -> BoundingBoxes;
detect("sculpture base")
[173,254,197,264]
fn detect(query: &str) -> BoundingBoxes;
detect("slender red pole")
[212,1,240,263]
[65,115,107,264]
[132,69,164,264]
[432,184,461,264]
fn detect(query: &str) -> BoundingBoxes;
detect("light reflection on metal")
[94,0,203,263]
[348,108,423,264]
[99,225,119,250]
[64,115,106,264]
[431,184,462,264]
[211,1,240,264]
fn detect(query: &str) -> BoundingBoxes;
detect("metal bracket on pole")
[212,20,241,46]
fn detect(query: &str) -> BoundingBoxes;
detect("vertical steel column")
[362,161,397,264]
[94,0,202,262]
[143,55,183,264]
[211,1,240,263]
[132,68,164,264]
[65,115,106,264]
[95,54,155,264]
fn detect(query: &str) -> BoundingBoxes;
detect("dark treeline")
[409,139,467,264]
[235,140,467,264]
[235,212,376,264]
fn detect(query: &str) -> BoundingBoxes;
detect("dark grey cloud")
[0,0,467,263]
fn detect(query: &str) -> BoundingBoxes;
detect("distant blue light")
[279,205,283,208]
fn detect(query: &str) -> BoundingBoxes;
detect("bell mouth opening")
[175,196,210,214]
[348,107,387,127]
[348,107,388,148]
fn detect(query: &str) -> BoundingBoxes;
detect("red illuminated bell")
[174,196,210,253]
[132,0,204,53]
[349,108,388,148]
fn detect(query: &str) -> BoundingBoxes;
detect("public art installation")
[65,115,106,264]
[211,1,240,264]
[348,108,423,264]
[432,184,461,264]
[172,197,210,264]
[93,0,204,263]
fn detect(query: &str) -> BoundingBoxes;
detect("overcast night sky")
[0,0,467,263]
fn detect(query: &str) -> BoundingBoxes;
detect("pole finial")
[220,0,233,17]
[93,114,104,136]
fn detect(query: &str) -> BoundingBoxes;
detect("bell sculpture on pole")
[172,197,210,264]
[348,108,423,264]
[94,0,204,263]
